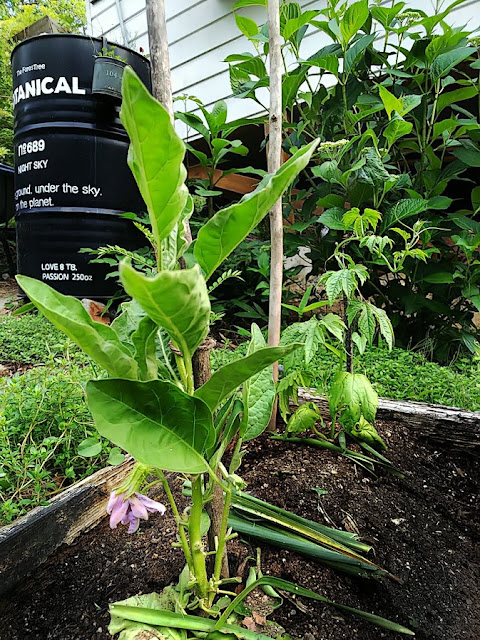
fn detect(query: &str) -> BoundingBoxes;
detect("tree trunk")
[267,0,283,428]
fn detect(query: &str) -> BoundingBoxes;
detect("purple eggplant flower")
[106,491,166,534]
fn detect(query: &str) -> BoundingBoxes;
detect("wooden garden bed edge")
[0,457,134,597]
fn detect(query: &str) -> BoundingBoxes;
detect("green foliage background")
[0,1,86,164]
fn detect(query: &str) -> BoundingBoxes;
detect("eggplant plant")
[17,68,412,638]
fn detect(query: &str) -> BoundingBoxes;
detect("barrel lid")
[11,33,149,65]
[0,162,14,175]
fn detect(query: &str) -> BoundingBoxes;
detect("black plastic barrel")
[11,34,151,298]
[0,163,14,226]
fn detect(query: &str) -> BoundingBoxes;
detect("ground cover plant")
[212,340,480,411]
[17,67,413,638]
[2,311,479,528]
[0,315,119,524]
[0,314,85,365]
[0,360,123,525]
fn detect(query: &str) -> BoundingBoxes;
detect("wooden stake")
[267,0,283,427]
[145,0,192,248]
[146,0,173,119]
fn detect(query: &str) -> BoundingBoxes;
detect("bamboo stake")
[267,0,283,427]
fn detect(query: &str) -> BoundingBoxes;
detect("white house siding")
[85,0,480,133]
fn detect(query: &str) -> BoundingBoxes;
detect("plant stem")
[189,475,209,599]
[158,470,194,572]
[212,486,232,584]
[175,354,189,392]
[184,356,195,395]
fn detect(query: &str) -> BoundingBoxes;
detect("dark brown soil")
[0,421,479,640]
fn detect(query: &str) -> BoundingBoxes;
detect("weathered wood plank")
[0,459,134,597]
[187,165,259,195]
[297,388,480,451]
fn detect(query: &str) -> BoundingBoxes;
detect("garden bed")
[1,419,478,640]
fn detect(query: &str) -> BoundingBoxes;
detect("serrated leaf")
[340,0,369,45]
[317,207,346,231]
[369,304,394,349]
[282,11,319,42]
[235,14,259,38]
[87,379,214,473]
[241,324,276,441]
[329,372,378,424]
[352,331,368,355]
[323,270,357,301]
[304,316,325,363]
[382,198,429,231]
[384,115,413,146]
[346,300,364,326]
[319,313,345,343]
[358,306,376,344]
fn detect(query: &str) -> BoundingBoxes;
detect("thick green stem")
[157,470,194,573]
[184,356,195,395]
[175,354,188,391]
[189,475,209,599]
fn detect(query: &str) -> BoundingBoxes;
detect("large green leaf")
[340,0,369,45]
[344,34,375,74]
[195,343,302,412]
[121,67,188,248]
[16,275,137,379]
[436,86,478,115]
[381,198,430,231]
[430,47,476,82]
[240,324,275,441]
[131,316,159,381]
[194,139,319,279]
[452,142,480,167]
[87,379,214,473]
[120,261,210,362]
[383,115,412,146]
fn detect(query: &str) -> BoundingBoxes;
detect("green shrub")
[0,361,116,524]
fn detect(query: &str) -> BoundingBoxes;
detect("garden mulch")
[0,420,478,640]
